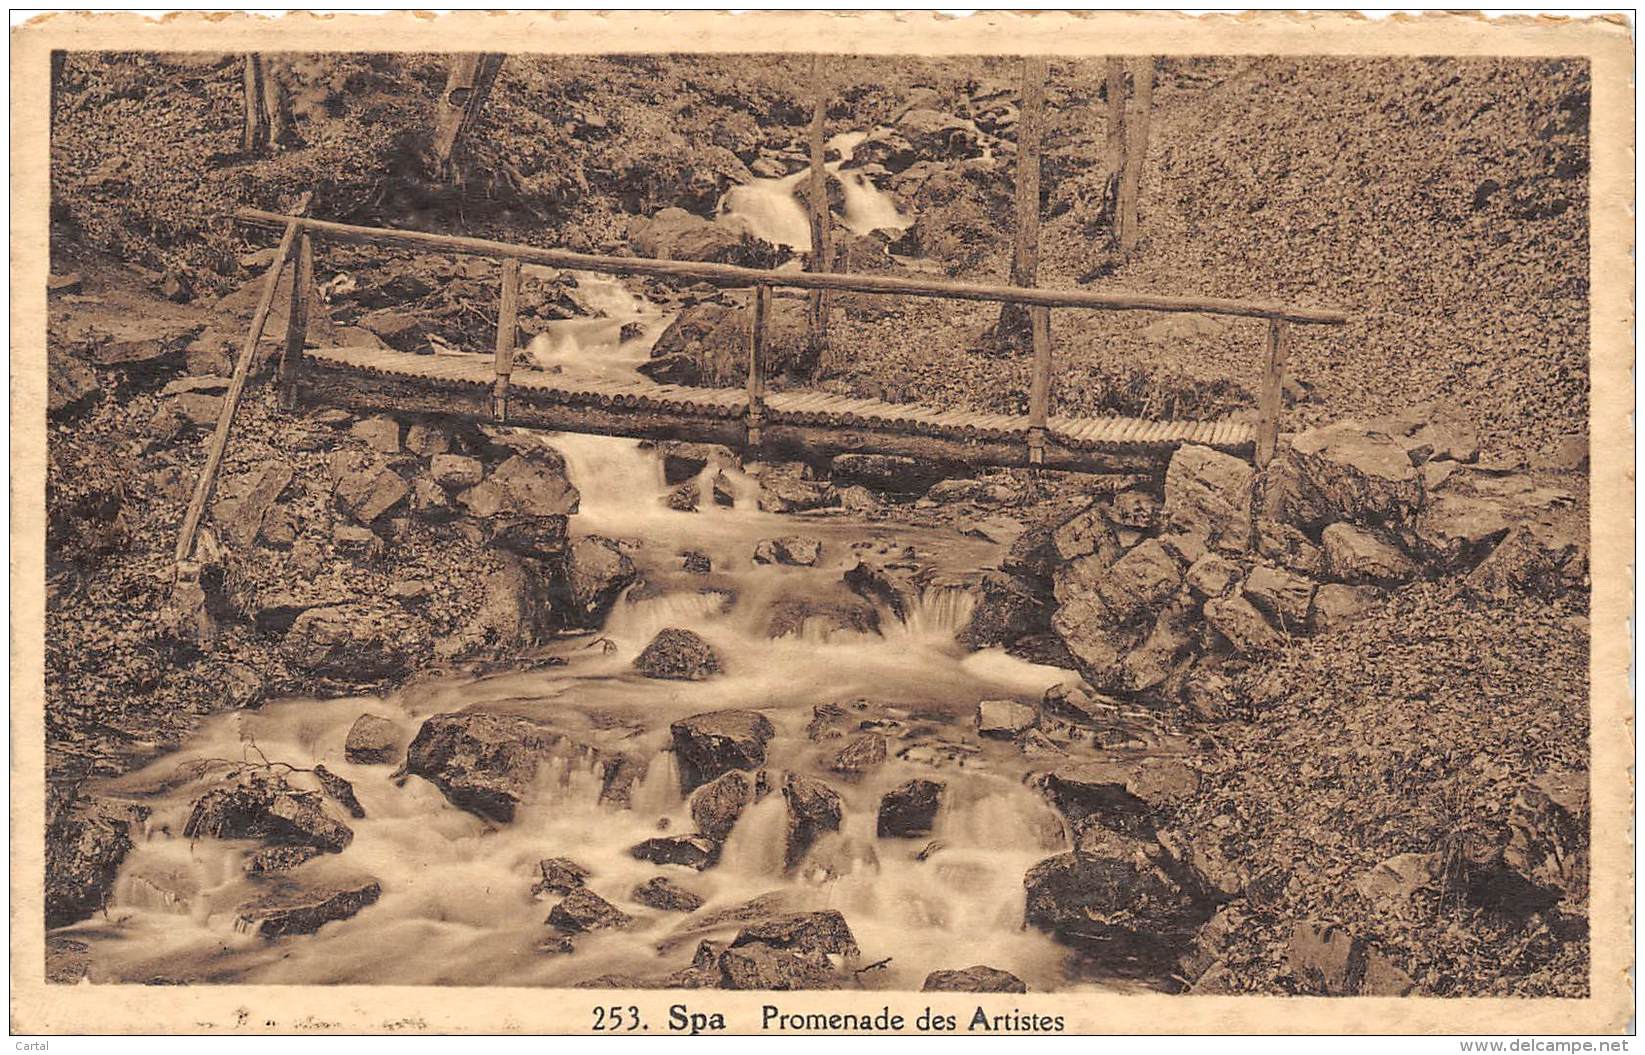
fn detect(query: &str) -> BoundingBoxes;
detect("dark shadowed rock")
[957,571,1049,650]
[782,773,843,869]
[1308,584,1382,633]
[404,712,607,823]
[313,764,365,819]
[45,793,149,927]
[236,877,381,937]
[429,453,484,491]
[533,857,592,897]
[1272,422,1426,531]
[1024,835,1211,963]
[633,876,705,913]
[1503,769,1588,904]
[690,770,752,842]
[826,732,887,779]
[562,535,639,627]
[1203,594,1285,655]
[1242,565,1317,633]
[922,965,1028,993]
[1321,523,1418,587]
[731,910,859,958]
[1464,524,1584,602]
[763,597,881,640]
[1282,922,1412,995]
[753,536,823,567]
[343,713,400,765]
[548,888,633,933]
[718,942,841,990]
[184,773,353,852]
[283,603,432,682]
[829,453,942,493]
[636,627,723,681]
[878,779,944,838]
[630,834,719,871]
[670,709,775,790]
[1095,539,1184,623]
[329,450,409,525]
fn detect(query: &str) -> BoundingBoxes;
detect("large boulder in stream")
[628,207,782,268]
[547,888,634,933]
[634,627,723,681]
[670,709,776,791]
[690,770,753,842]
[184,772,354,852]
[560,535,638,627]
[878,779,944,838]
[403,712,616,824]
[630,834,720,871]
[455,450,580,558]
[782,773,843,870]
[46,792,149,927]
[235,876,382,938]
[922,966,1029,993]
[1024,832,1213,965]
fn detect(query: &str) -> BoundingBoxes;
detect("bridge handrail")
[237,207,1349,471]
[233,208,1349,326]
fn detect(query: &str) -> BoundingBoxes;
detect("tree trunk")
[1102,57,1127,225]
[998,55,1048,337]
[431,53,505,181]
[1118,56,1153,254]
[242,54,291,156]
[242,54,268,155]
[804,54,835,376]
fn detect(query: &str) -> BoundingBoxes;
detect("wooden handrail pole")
[174,218,301,568]
[747,283,770,448]
[493,256,520,420]
[1027,305,1052,465]
[232,210,1350,326]
[277,231,314,409]
[1255,318,1291,467]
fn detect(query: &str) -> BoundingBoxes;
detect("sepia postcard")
[10,9,1634,1037]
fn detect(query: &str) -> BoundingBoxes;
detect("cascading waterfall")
[57,232,1125,993]
[719,130,914,251]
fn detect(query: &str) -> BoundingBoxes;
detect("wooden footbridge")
[173,206,1346,569]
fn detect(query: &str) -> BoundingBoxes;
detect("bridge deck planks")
[304,345,1255,457]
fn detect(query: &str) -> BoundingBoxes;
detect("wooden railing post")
[1027,306,1052,464]
[1256,317,1291,467]
[747,284,770,448]
[493,256,519,420]
[277,231,313,409]
[174,219,301,569]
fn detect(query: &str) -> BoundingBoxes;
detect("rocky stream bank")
[45,260,1588,994]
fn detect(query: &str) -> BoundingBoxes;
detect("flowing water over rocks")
[52,265,1170,993]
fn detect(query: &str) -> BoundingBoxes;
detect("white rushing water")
[60,258,1111,992]
[719,130,913,251]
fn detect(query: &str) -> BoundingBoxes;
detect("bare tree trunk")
[242,54,291,155]
[998,55,1048,337]
[431,53,505,181]
[804,54,834,376]
[1102,57,1127,225]
[242,54,268,155]
[1118,56,1153,254]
